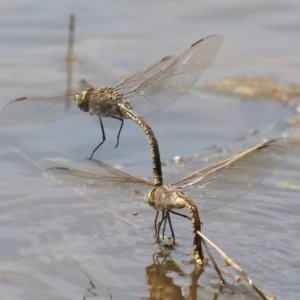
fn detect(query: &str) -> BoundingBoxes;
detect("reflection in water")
[83,273,113,300]
[145,251,267,300]
[83,273,97,300]
[145,252,203,300]
[65,14,84,105]
[65,14,76,98]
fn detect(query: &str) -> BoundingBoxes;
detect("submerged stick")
[65,14,76,97]
[197,231,278,300]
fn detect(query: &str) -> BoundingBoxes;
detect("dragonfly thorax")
[75,87,125,117]
[147,186,186,211]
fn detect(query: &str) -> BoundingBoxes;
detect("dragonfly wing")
[124,35,223,116]
[83,159,139,178]
[175,138,295,212]
[43,167,154,202]
[79,79,94,90]
[112,55,174,93]
[91,114,122,129]
[2,93,80,123]
[102,116,123,129]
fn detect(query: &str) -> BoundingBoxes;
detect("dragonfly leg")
[89,116,106,160]
[155,211,176,245]
[154,211,159,236]
[156,211,167,241]
[169,210,203,226]
[169,210,191,220]
[157,211,176,245]
[156,213,164,240]
[162,212,168,239]
[110,116,124,148]
[166,211,175,245]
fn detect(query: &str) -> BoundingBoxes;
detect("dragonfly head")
[75,89,91,112]
[147,188,156,208]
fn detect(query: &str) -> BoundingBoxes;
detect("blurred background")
[0,1,299,299]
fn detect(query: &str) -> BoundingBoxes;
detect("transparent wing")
[121,34,223,116]
[83,159,137,178]
[90,114,122,129]
[112,55,174,93]
[175,138,295,212]
[102,116,123,129]
[2,93,80,123]
[43,166,155,202]
[79,79,94,90]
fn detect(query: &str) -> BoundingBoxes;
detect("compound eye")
[75,90,89,112]
[147,188,156,207]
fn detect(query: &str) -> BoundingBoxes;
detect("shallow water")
[0,0,300,299]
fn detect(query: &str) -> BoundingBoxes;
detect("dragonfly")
[43,138,295,265]
[2,34,223,186]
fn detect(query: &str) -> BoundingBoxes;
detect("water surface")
[0,1,300,299]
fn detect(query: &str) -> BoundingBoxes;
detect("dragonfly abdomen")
[118,104,163,186]
[179,196,204,265]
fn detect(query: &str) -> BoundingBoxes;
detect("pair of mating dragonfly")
[3,34,295,264]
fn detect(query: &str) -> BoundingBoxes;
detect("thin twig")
[201,238,226,284]
[197,231,278,300]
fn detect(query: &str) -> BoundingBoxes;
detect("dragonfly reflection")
[3,34,223,186]
[43,138,295,265]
